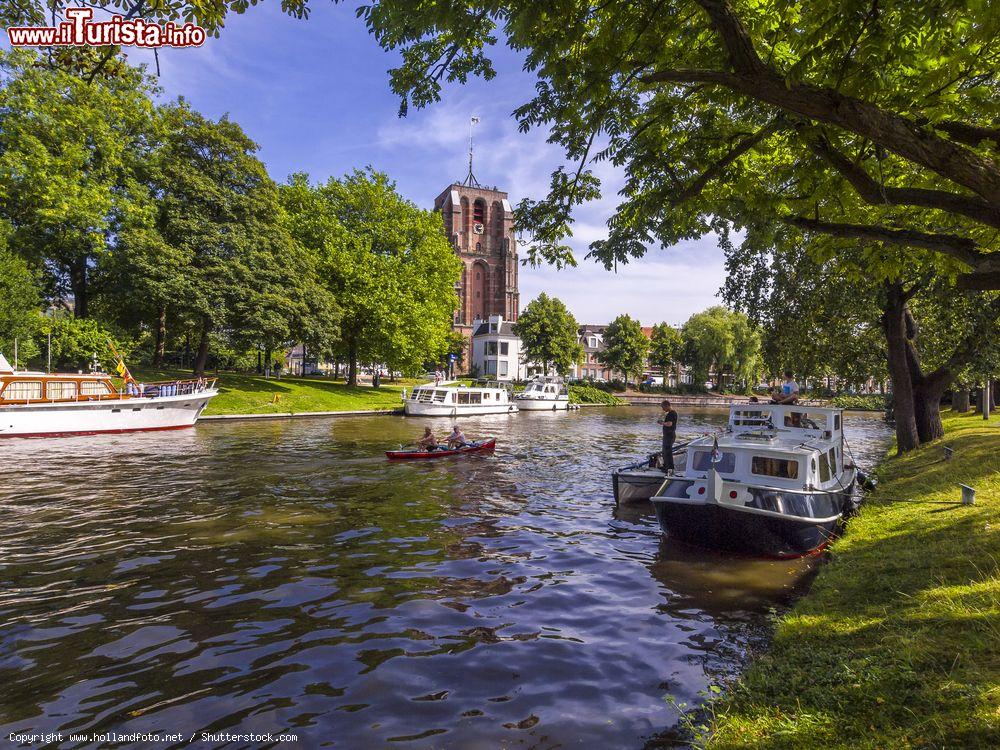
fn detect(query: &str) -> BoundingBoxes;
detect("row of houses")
[469,315,693,385]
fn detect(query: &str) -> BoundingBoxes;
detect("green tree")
[682,306,762,391]
[0,51,155,317]
[281,170,460,386]
[598,314,648,386]
[0,227,42,366]
[513,293,583,376]
[357,0,1000,291]
[35,314,132,372]
[648,323,683,385]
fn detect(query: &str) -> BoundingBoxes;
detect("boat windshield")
[690,450,737,473]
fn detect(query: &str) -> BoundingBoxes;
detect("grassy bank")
[133,369,413,415]
[706,411,1000,749]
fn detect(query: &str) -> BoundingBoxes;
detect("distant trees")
[599,314,648,386]
[681,307,762,391]
[0,239,41,365]
[280,170,460,386]
[514,293,583,376]
[648,323,682,384]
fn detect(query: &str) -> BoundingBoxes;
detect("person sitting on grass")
[446,424,469,450]
[417,426,439,451]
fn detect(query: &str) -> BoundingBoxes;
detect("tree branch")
[692,0,765,74]
[807,136,1000,229]
[642,65,1000,208]
[785,216,985,267]
[671,118,783,204]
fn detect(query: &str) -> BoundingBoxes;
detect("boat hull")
[403,402,517,416]
[386,439,497,460]
[651,480,856,558]
[612,468,666,504]
[515,397,570,411]
[0,390,217,438]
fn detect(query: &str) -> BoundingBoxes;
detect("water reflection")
[0,406,891,747]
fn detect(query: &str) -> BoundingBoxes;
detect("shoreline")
[200,402,616,422]
[704,411,999,748]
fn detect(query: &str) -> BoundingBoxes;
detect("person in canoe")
[416,426,440,451]
[446,424,469,450]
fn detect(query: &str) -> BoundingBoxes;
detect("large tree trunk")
[952,387,970,412]
[70,260,88,319]
[152,305,167,367]
[193,317,211,377]
[882,286,920,453]
[913,380,947,442]
[347,336,358,387]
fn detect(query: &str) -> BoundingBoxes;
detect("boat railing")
[132,377,218,398]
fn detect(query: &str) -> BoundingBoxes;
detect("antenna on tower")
[463,115,481,187]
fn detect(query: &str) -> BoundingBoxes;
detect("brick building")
[434,180,520,363]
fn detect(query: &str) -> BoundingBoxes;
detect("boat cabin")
[521,377,568,398]
[0,355,120,405]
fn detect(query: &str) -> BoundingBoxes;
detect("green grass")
[133,368,418,415]
[705,411,1000,749]
[569,384,625,405]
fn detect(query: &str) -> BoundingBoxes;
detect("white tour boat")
[403,380,518,416]
[515,376,571,411]
[649,403,860,558]
[0,353,217,438]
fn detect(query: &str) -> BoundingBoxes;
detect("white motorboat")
[611,443,690,504]
[515,376,570,411]
[650,404,860,558]
[0,353,217,438]
[403,380,518,416]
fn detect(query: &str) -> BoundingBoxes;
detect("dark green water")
[0,407,891,748]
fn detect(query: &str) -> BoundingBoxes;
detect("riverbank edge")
[702,411,999,749]
[621,393,884,411]
[200,402,617,421]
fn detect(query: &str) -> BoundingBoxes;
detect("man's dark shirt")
[662,410,678,439]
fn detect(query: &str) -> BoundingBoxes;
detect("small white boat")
[650,404,860,557]
[515,376,570,411]
[0,353,217,438]
[403,380,518,416]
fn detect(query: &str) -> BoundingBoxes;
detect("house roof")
[578,324,606,334]
[473,320,517,337]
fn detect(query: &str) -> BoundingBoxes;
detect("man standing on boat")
[658,400,678,474]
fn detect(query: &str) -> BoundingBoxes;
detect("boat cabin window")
[80,380,112,396]
[3,381,43,400]
[751,456,800,479]
[834,414,841,431]
[828,447,838,474]
[484,392,491,400]
[691,450,737,474]
[733,409,771,427]
[819,451,832,482]
[783,411,827,430]
[47,381,78,400]
[469,392,482,404]
[432,390,447,402]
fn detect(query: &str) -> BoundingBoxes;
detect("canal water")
[0,407,891,748]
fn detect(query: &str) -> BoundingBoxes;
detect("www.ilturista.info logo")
[7,7,206,48]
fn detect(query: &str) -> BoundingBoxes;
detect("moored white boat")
[403,381,518,416]
[0,353,217,438]
[515,376,570,411]
[650,404,859,558]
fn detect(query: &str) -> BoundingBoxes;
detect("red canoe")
[386,438,497,460]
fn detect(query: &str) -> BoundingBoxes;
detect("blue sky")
[127,2,727,325]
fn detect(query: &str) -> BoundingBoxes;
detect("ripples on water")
[0,407,891,748]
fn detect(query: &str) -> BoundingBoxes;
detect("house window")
[499,361,508,377]
[485,360,497,374]
[751,456,800,479]
[500,342,509,355]
[486,342,498,355]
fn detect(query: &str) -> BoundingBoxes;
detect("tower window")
[473,199,485,224]
[476,242,481,252]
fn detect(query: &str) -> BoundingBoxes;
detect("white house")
[471,315,524,381]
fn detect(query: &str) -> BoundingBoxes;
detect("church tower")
[433,183,519,357]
